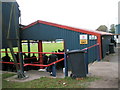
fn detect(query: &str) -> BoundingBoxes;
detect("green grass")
[2,73,16,79]
[2,73,100,88]
[43,43,64,52]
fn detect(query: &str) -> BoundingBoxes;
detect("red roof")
[22,20,113,36]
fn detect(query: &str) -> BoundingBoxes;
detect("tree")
[109,24,115,33]
[96,25,108,32]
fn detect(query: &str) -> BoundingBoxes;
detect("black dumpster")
[109,43,115,54]
[67,50,86,78]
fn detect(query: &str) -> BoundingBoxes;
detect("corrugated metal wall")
[101,35,113,58]
[21,23,98,64]
[2,2,20,49]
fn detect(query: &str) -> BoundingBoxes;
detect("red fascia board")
[22,20,112,36]
[22,20,100,36]
[22,21,38,30]
[37,20,100,36]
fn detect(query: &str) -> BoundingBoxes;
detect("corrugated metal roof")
[22,20,113,36]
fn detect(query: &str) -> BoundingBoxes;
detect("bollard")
[52,64,56,77]
[64,53,68,77]
[85,49,88,74]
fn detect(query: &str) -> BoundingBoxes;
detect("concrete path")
[5,69,71,82]
[88,44,119,88]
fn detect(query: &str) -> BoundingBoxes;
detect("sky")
[16,0,119,30]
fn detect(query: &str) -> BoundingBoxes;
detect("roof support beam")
[38,40,43,69]
[97,35,102,60]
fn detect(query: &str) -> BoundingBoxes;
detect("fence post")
[85,49,88,74]
[52,64,56,77]
[64,53,68,77]
[97,45,100,61]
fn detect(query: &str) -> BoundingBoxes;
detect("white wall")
[115,35,120,43]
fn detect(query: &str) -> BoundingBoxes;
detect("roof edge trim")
[22,20,113,36]
[22,21,38,30]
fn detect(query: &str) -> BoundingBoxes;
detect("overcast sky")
[16,0,119,30]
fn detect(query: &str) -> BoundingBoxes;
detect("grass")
[2,73,100,88]
[2,73,16,79]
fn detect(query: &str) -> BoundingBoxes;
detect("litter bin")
[109,43,115,54]
[67,50,86,78]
